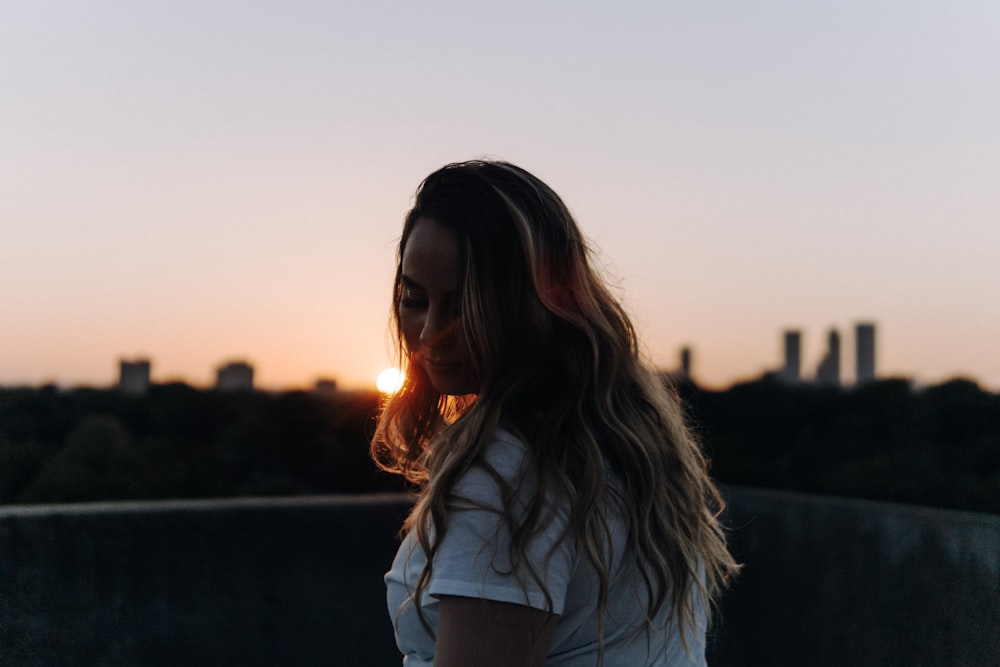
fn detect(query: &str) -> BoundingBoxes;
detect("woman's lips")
[422,357,463,371]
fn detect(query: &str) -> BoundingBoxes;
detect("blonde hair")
[373,160,738,655]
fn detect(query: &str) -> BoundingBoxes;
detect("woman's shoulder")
[482,426,529,465]
[461,426,529,480]
[449,426,534,506]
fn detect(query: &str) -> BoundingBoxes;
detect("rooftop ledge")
[1,487,997,666]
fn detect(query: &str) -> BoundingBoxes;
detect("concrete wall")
[0,495,411,667]
[714,487,999,667]
[1,488,997,666]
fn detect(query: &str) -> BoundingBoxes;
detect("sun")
[376,367,405,394]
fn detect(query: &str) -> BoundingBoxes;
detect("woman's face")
[399,217,479,396]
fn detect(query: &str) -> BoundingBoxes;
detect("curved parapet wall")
[714,486,1000,667]
[0,494,413,667]
[1,488,997,666]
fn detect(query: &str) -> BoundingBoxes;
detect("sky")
[2,1,998,392]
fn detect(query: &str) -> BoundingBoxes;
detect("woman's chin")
[424,365,478,396]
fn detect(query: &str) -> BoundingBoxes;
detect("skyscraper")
[783,330,801,383]
[816,329,841,386]
[856,323,876,384]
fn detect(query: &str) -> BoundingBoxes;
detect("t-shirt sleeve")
[424,432,577,615]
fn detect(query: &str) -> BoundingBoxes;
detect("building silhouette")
[783,330,802,383]
[216,361,254,392]
[119,359,151,395]
[314,379,338,398]
[816,329,841,386]
[679,347,692,381]
[856,323,876,384]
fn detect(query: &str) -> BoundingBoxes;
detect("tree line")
[679,376,999,513]
[0,383,402,505]
[0,377,997,513]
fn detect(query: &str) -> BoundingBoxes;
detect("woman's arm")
[435,595,558,667]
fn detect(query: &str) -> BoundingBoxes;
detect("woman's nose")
[420,308,453,345]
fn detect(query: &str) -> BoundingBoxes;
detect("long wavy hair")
[372,160,738,656]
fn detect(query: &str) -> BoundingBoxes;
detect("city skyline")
[27,320,983,394]
[4,312,990,392]
[3,3,998,392]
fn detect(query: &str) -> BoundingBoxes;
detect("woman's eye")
[400,289,427,309]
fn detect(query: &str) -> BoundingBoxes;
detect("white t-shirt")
[384,428,707,666]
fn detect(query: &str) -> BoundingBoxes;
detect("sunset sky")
[2,1,998,392]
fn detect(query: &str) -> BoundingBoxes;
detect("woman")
[375,160,738,666]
